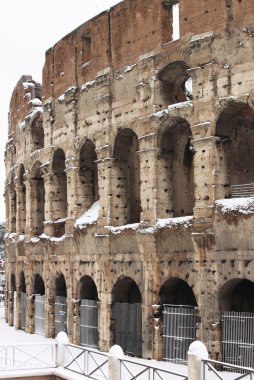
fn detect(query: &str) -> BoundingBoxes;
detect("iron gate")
[113,302,142,357]
[55,296,67,335]
[34,294,45,335]
[163,304,197,364]
[20,292,26,330]
[222,311,254,368]
[80,299,99,348]
[13,291,17,327]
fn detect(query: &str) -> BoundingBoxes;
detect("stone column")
[72,299,81,345]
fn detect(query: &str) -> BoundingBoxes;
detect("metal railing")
[64,343,109,379]
[120,357,188,380]
[202,358,254,380]
[0,342,56,370]
[231,183,254,198]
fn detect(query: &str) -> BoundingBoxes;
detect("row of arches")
[7,99,254,235]
[8,272,254,362]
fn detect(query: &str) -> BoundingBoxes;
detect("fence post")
[188,340,208,380]
[56,331,69,367]
[108,345,124,380]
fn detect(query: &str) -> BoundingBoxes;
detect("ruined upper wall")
[8,76,41,138]
[41,0,254,101]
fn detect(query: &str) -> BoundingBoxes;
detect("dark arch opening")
[158,119,195,217]
[216,102,254,190]
[11,274,16,292]
[113,277,141,304]
[220,279,254,312]
[79,140,99,209]
[52,149,67,236]
[113,129,141,224]
[158,61,192,107]
[55,274,67,297]
[19,271,26,293]
[31,162,45,236]
[80,276,98,300]
[159,278,197,306]
[34,274,45,295]
[18,165,26,233]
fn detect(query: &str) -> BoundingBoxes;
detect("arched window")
[158,118,195,217]
[113,129,141,225]
[31,162,45,236]
[112,277,142,356]
[79,140,99,210]
[52,149,67,236]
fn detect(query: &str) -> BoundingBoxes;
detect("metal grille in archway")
[55,296,67,335]
[163,304,197,364]
[113,303,142,357]
[80,299,99,348]
[34,294,45,335]
[222,311,254,368]
[20,292,26,330]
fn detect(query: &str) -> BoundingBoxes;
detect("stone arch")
[78,275,99,348]
[79,275,98,300]
[52,148,67,236]
[157,118,195,218]
[31,112,44,150]
[219,278,254,312]
[34,273,45,295]
[215,102,254,195]
[55,272,67,336]
[159,277,197,306]
[79,140,99,210]
[17,164,26,233]
[113,128,141,225]
[158,61,192,108]
[111,277,142,356]
[30,162,45,236]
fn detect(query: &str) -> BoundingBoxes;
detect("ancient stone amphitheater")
[4,0,254,366]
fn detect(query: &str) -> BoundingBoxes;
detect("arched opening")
[55,274,67,336]
[18,165,26,234]
[112,277,142,356]
[158,61,192,108]
[19,271,26,331]
[79,276,99,348]
[52,149,67,237]
[220,279,254,368]
[31,117,44,150]
[34,274,45,335]
[216,102,254,198]
[79,140,99,210]
[31,162,45,236]
[113,129,141,225]
[159,278,197,363]
[158,119,195,218]
[10,274,16,326]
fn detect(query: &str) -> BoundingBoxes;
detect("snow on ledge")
[75,201,100,229]
[215,197,254,215]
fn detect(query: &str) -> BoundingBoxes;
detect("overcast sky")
[0,0,120,222]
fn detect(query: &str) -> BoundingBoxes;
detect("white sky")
[0,0,121,222]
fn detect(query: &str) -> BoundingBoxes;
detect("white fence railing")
[202,359,254,380]
[120,357,188,380]
[0,343,56,370]
[63,343,109,379]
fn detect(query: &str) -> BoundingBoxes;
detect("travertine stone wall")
[5,0,254,362]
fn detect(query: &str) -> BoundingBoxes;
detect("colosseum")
[4,0,254,367]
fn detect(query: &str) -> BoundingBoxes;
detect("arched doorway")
[79,276,99,348]
[112,277,142,356]
[158,119,195,218]
[10,274,16,327]
[159,278,197,363]
[34,274,45,335]
[55,274,67,336]
[52,149,67,236]
[19,272,26,331]
[113,129,141,225]
[216,102,254,198]
[220,279,254,368]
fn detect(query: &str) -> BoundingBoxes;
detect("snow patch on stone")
[75,201,100,229]
[215,197,254,215]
